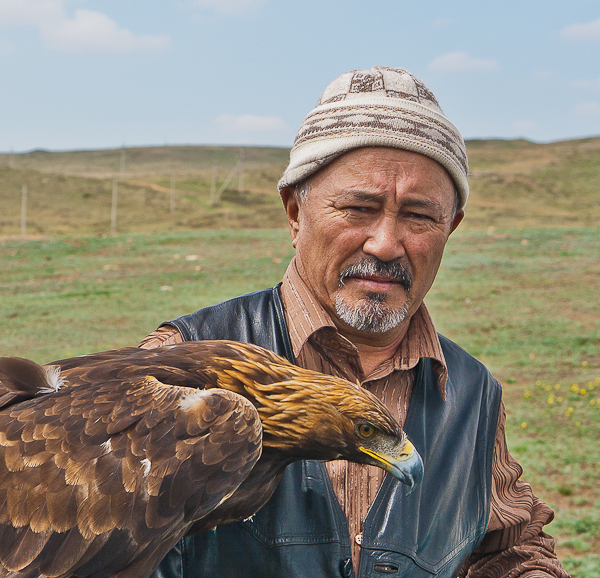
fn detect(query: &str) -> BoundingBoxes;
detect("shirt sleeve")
[138,325,184,349]
[459,403,569,577]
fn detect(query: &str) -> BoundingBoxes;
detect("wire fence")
[0,148,276,237]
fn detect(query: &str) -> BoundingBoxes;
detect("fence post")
[111,179,118,234]
[21,184,27,236]
[238,149,244,193]
[210,163,217,206]
[120,146,126,181]
[214,162,240,203]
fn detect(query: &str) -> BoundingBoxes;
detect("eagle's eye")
[357,423,376,439]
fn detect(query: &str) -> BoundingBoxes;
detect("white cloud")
[571,102,600,117]
[40,9,169,52]
[215,114,289,134]
[189,0,265,15]
[0,0,169,52]
[561,18,600,41]
[0,0,62,26]
[428,51,499,73]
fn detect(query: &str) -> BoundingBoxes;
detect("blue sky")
[1,0,599,152]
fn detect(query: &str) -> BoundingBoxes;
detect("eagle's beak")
[360,440,424,491]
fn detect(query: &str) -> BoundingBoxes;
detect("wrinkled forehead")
[301,147,459,212]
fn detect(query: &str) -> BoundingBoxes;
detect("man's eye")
[407,212,432,220]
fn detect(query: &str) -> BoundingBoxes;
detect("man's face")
[281,147,463,342]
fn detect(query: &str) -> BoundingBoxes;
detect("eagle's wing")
[48,347,146,373]
[0,364,261,578]
[25,342,292,400]
[43,346,224,393]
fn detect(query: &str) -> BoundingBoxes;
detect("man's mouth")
[350,275,402,293]
[339,258,413,292]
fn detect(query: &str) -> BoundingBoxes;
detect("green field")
[0,140,599,576]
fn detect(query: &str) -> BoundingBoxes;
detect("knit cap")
[278,66,469,208]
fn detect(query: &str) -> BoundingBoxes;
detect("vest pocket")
[361,543,474,577]
[239,461,344,547]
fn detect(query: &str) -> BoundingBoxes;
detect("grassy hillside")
[1,137,599,235]
[465,137,600,230]
[0,146,289,235]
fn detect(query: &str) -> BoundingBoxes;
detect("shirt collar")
[280,257,448,400]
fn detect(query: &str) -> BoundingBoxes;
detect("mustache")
[339,258,413,291]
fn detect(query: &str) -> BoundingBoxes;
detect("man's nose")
[362,217,405,263]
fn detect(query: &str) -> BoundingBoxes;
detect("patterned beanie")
[278,66,469,208]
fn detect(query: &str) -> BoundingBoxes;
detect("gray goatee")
[334,258,412,333]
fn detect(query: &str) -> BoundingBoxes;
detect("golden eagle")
[0,340,423,578]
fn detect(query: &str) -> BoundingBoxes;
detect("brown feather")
[46,485,79,532]
[37,529,96,576]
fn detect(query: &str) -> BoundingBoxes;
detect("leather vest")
[152,286,501,578]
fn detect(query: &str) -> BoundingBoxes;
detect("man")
[142,67,568,577]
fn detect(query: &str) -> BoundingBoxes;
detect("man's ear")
[449,209,464,235]
[279,186,301,247]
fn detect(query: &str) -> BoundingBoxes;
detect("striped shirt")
[140,258,568,577]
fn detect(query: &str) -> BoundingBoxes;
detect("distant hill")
[0,146,289,236]
[0,145,289,181]
[0,138,598,235]
[464,137,600,230]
